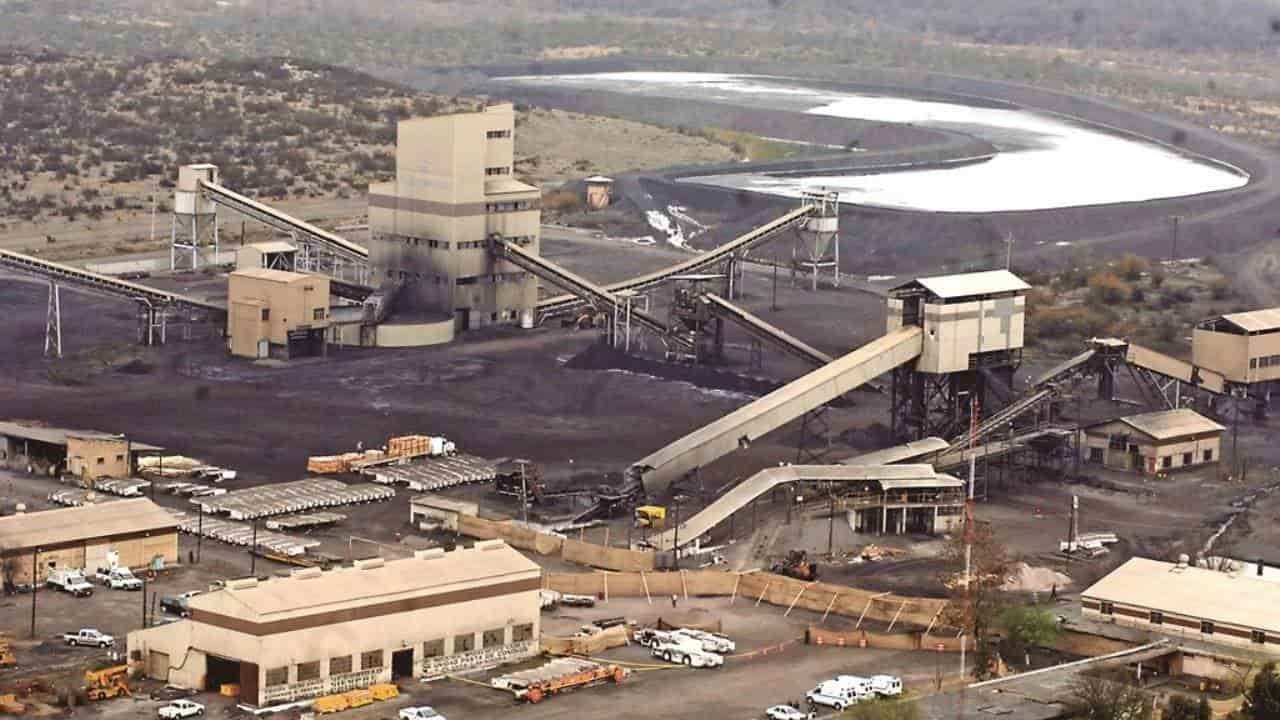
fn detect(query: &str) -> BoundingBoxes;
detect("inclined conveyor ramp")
[629,325,925,495]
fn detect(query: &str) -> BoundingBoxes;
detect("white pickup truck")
[47,569,94,597]
[157,699,205,718]
[63,628,115,648]
[95,566,143,591]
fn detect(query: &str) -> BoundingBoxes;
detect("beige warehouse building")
[0,499,178,586]
[1080,408,1223,476]
[128,540,541,708]
[227,268,331,359]
[0,421,161,478]
[368,103,540,332]
[1193,308,1280,384]
[1083,557,1280,654]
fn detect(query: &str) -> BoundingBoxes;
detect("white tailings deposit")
[503,72,1248,213]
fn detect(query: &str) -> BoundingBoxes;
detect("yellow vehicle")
[370,683,400,701]
[634,505,666,529]
[84,665,130,701]
[343,688,374,708]
[313,694,350,714]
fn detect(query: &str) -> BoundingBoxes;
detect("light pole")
[29,548,39,639]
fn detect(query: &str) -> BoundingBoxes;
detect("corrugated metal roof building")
[887,270,1028,374]
[1082,557,1280,654]
[0,498,178,585]
[1080,409,1223,476]
[1194,307,1280,384]
[127,540,541,708]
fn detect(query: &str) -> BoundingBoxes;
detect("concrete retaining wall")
[808,625,969,653]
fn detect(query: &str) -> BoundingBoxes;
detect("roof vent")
[227,577,259,590]
[474,539,506,552]
[354,557,385,570]
[292,567,323,580]
[415,548,446,560]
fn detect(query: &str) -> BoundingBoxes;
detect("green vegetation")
[1245,663,1280,720]
[842,698,920,720]
[998,606,1060,667]
[693,128,802,163]
[1068,675,1152,720]
[3,2,1278,147]
[1164,694,1211,720]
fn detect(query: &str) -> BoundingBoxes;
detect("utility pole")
[771,263,778,311]
[960,396,980,682]
[249,518,258,575]
[671,496,682,570]
[1004,232,1014,270]
[29,548,38,639]
[520,461,529,526]
[196,502,203,564]
[1170,215,1183,264]
[827,491,836,557]
[141,575,148,629]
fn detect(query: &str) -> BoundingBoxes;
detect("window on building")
[454,633,475,653]
[513,623,534,642]
[265,667,288,687]
[1149,611,1163,625]
[297,661,320,681]
[1252,630,1267,645]
[1200,620,1215,635]
[1108,435,1126,450]
[1099,601,1114,615]
[423,639,444,658]
[1183,452,1193,465]
[487,130,511,139]
[115,454,124,462]
[360,650,383,669]
[1089,448,1104,463]
[96,457,104,465]
[313,308,325,321]
[1204,449,1214,462]
[261,308,270,321]
[482,628,505,648]
[485,166,510,176]
[329,655,352,675]
[1162,456,1173,469]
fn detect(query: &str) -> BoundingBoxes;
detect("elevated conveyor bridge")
[629,325,924,495]
[700,292,834,367]
[0,249,224,315]
[536,205,815,319]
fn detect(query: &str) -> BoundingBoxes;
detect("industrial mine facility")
[3,55,1280,720]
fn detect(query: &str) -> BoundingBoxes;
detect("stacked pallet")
[307,450,386,474]
[193,478,395,520]
[173,513,320,556]
[365,454,497,491]
[93,477,152,497]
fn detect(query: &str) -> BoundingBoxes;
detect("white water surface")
[502,72,1248,212]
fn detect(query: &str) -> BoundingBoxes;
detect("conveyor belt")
[494,238,693,349]
[199,180,368,261]
[629,325,924,495]
[1123,341,1226,395]
[537,205,814,316]
[0,248,225,316]
[943,388,1054,453]
[329,278,376,302]
[647,464,936,550]
[700,293,833,366]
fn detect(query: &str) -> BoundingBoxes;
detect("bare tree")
[942,520,1015,680]
[1068,675,1152,720]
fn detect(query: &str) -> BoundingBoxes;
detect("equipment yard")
[5,13,1280,717]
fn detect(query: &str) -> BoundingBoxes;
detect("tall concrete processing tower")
[368,103,541,331]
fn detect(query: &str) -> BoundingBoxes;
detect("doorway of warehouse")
[392,648,414,679]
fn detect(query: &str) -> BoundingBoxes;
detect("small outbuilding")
[409,495,479,532]
[1082,556,1280,654]
[0,498,179,586]
[227,268,330,359]
[0,421,161,478]
[128,540,541,708]
[1079,408,1223,476]
[583,175,614,210]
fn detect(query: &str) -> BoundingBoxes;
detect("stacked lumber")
[307,450,386,474]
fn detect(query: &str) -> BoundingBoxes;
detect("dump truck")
[84,665,130,701]
[493,658,627,704]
